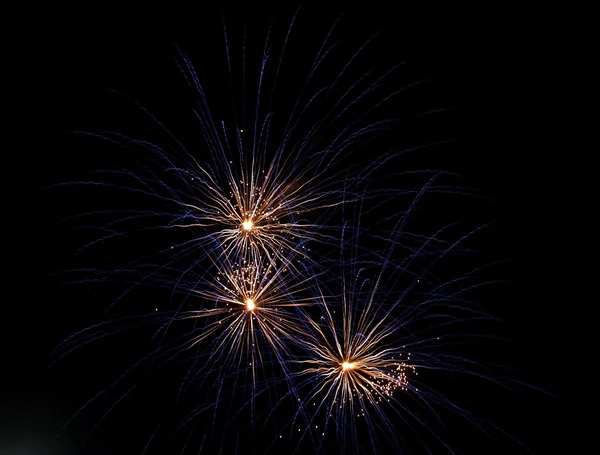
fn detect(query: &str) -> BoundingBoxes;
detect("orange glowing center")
[342,361,356,371]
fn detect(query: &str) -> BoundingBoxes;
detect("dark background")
[6,2,576,454]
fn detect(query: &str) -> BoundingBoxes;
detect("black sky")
[6,2,577,454]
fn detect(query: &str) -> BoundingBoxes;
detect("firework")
[47,7,520,455]
[243,207,509,455]
[179,248,316,375]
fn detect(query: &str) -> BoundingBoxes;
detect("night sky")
[6,3,577,454]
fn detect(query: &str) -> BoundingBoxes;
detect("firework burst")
[253,201,514,455]
[180,248,316,376]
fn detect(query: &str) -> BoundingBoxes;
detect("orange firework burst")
[176,249,317,382]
